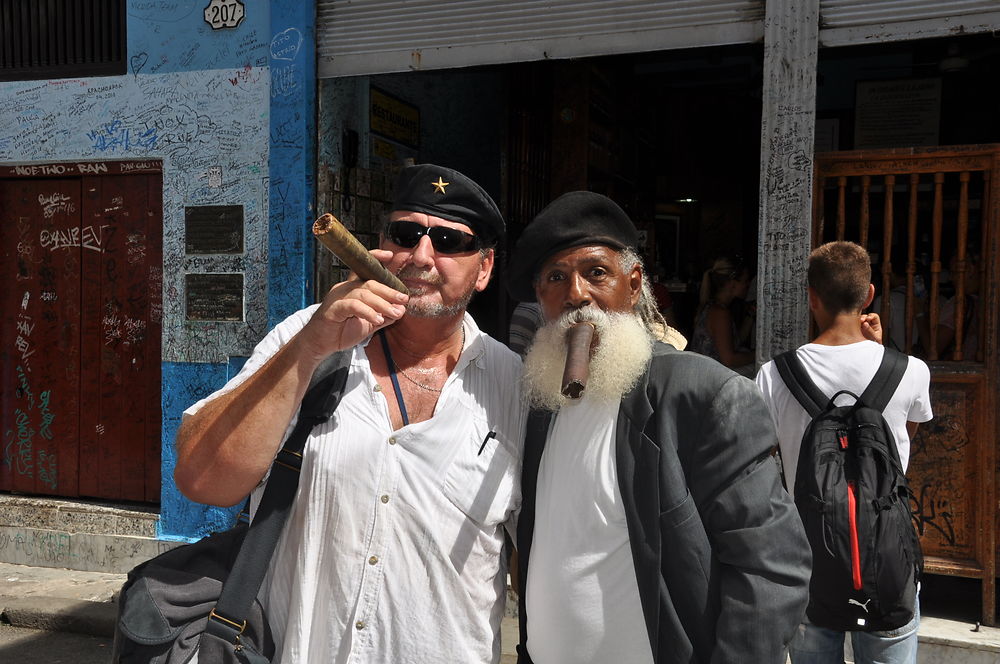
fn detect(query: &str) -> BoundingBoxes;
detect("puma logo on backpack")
[775,347,923,632]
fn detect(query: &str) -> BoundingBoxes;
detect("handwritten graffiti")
[270,27,302,61]
[127,233,147,265]
[15,365,34,409]
[104,195,125,213]
[39,224,113,253]
[14,311,36,366]
[910,483,957,546]
[228,64,262,87]
[38,192,75,219]
[272,64,299,97]
[103,313,147,346]
[0,530,70,564]
[119,161,158,172]
[36,448,57,490]
[87,119,159,152]
[4,408,35,477]
[38,390,54,440]
[77,162,108,174]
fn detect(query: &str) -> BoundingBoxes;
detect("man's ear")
[807,286,821,313]
[474,248,496,292]
[629,264,642,308]
[862,283,875,309]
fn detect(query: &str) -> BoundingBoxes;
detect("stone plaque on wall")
[185,273,244,321]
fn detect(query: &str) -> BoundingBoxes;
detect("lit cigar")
[312,213,409,295]
[561,322,596,399]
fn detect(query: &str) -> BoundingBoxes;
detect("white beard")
[522,307,653,411]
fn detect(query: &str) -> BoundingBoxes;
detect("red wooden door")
[1,177,83,496]
[1,163,162,502]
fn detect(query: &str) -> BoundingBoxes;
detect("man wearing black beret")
[509,191,811,664]
[176,163,525,663]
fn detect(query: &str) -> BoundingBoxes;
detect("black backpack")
[774,347,923,632]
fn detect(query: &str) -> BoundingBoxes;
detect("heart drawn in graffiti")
[130,52,149,76]
[270,27,302,62]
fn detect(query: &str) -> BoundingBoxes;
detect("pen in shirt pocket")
[478,431,496,455]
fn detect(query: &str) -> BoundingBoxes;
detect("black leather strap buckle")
[274,447,303,472]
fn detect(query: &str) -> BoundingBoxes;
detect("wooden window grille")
[815,159,991,363]
[0,0,126,82]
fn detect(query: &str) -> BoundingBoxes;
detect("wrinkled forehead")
[537,243,625,272]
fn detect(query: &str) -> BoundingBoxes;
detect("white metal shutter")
[317,0,764,78]
[820,0,1000,46]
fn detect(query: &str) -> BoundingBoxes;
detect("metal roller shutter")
[317,0,765,77]
[820,0,1000,46]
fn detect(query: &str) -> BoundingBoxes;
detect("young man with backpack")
[755,241,933,664]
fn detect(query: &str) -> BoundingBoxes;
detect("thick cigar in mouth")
[561,322,596,399]
[313,213,409,295]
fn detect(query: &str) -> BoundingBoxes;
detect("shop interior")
[317,33,1000,347]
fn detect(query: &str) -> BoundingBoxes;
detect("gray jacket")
[516,342,811,663]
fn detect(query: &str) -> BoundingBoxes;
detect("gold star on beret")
[431,177,449,194]
[391,163,504,245]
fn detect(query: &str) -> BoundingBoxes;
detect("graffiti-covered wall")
[0,1,316,539]
[1,6,272,364]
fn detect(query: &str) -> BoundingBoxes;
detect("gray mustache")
[397,267,442,285]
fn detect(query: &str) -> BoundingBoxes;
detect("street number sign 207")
[204,0,245,30]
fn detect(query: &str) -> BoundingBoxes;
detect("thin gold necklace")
[388,327,465,393]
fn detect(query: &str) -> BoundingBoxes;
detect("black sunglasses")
[384,220,482,254]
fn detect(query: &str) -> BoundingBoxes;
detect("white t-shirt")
[525,396,654,664]
[184,306,526,664]
[755,341,933,493]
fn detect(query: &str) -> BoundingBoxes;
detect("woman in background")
[690,256,754,375]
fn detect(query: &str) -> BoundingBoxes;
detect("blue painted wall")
[0,1,317,540]
[268,0,317,329]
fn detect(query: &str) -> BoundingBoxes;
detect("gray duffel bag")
[111,351,350,663]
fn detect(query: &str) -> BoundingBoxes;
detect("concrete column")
[755,0,820,363]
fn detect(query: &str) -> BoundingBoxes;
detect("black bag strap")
[773,350,826,418]
[859,347,908,413]
[206,349,352,645]
[774,347,908,416]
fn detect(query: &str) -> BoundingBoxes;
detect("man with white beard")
[507,191,811,664]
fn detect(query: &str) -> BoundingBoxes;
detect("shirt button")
[388,436,396,445]
[369,555,379,565]
[374,384,382,392]
[356,621,365,630]
[380,494,390,504]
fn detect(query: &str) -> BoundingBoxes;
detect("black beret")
[391,163,504,246]
[506,191,638,302]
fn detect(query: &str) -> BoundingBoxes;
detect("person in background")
[650,264,680,328]
[870,264,913,352]
[689,256,754,374]
[174,163,525,664]
[755,241,932,664]
[507,191,811,664]
[936,253,981,360]
[508,301,545,357]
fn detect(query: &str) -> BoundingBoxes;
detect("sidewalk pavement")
[0,561,122,637]
[3,561,998,663]
[0,561,520,661]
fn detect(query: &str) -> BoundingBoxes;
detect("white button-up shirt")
[184,306,526,663]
